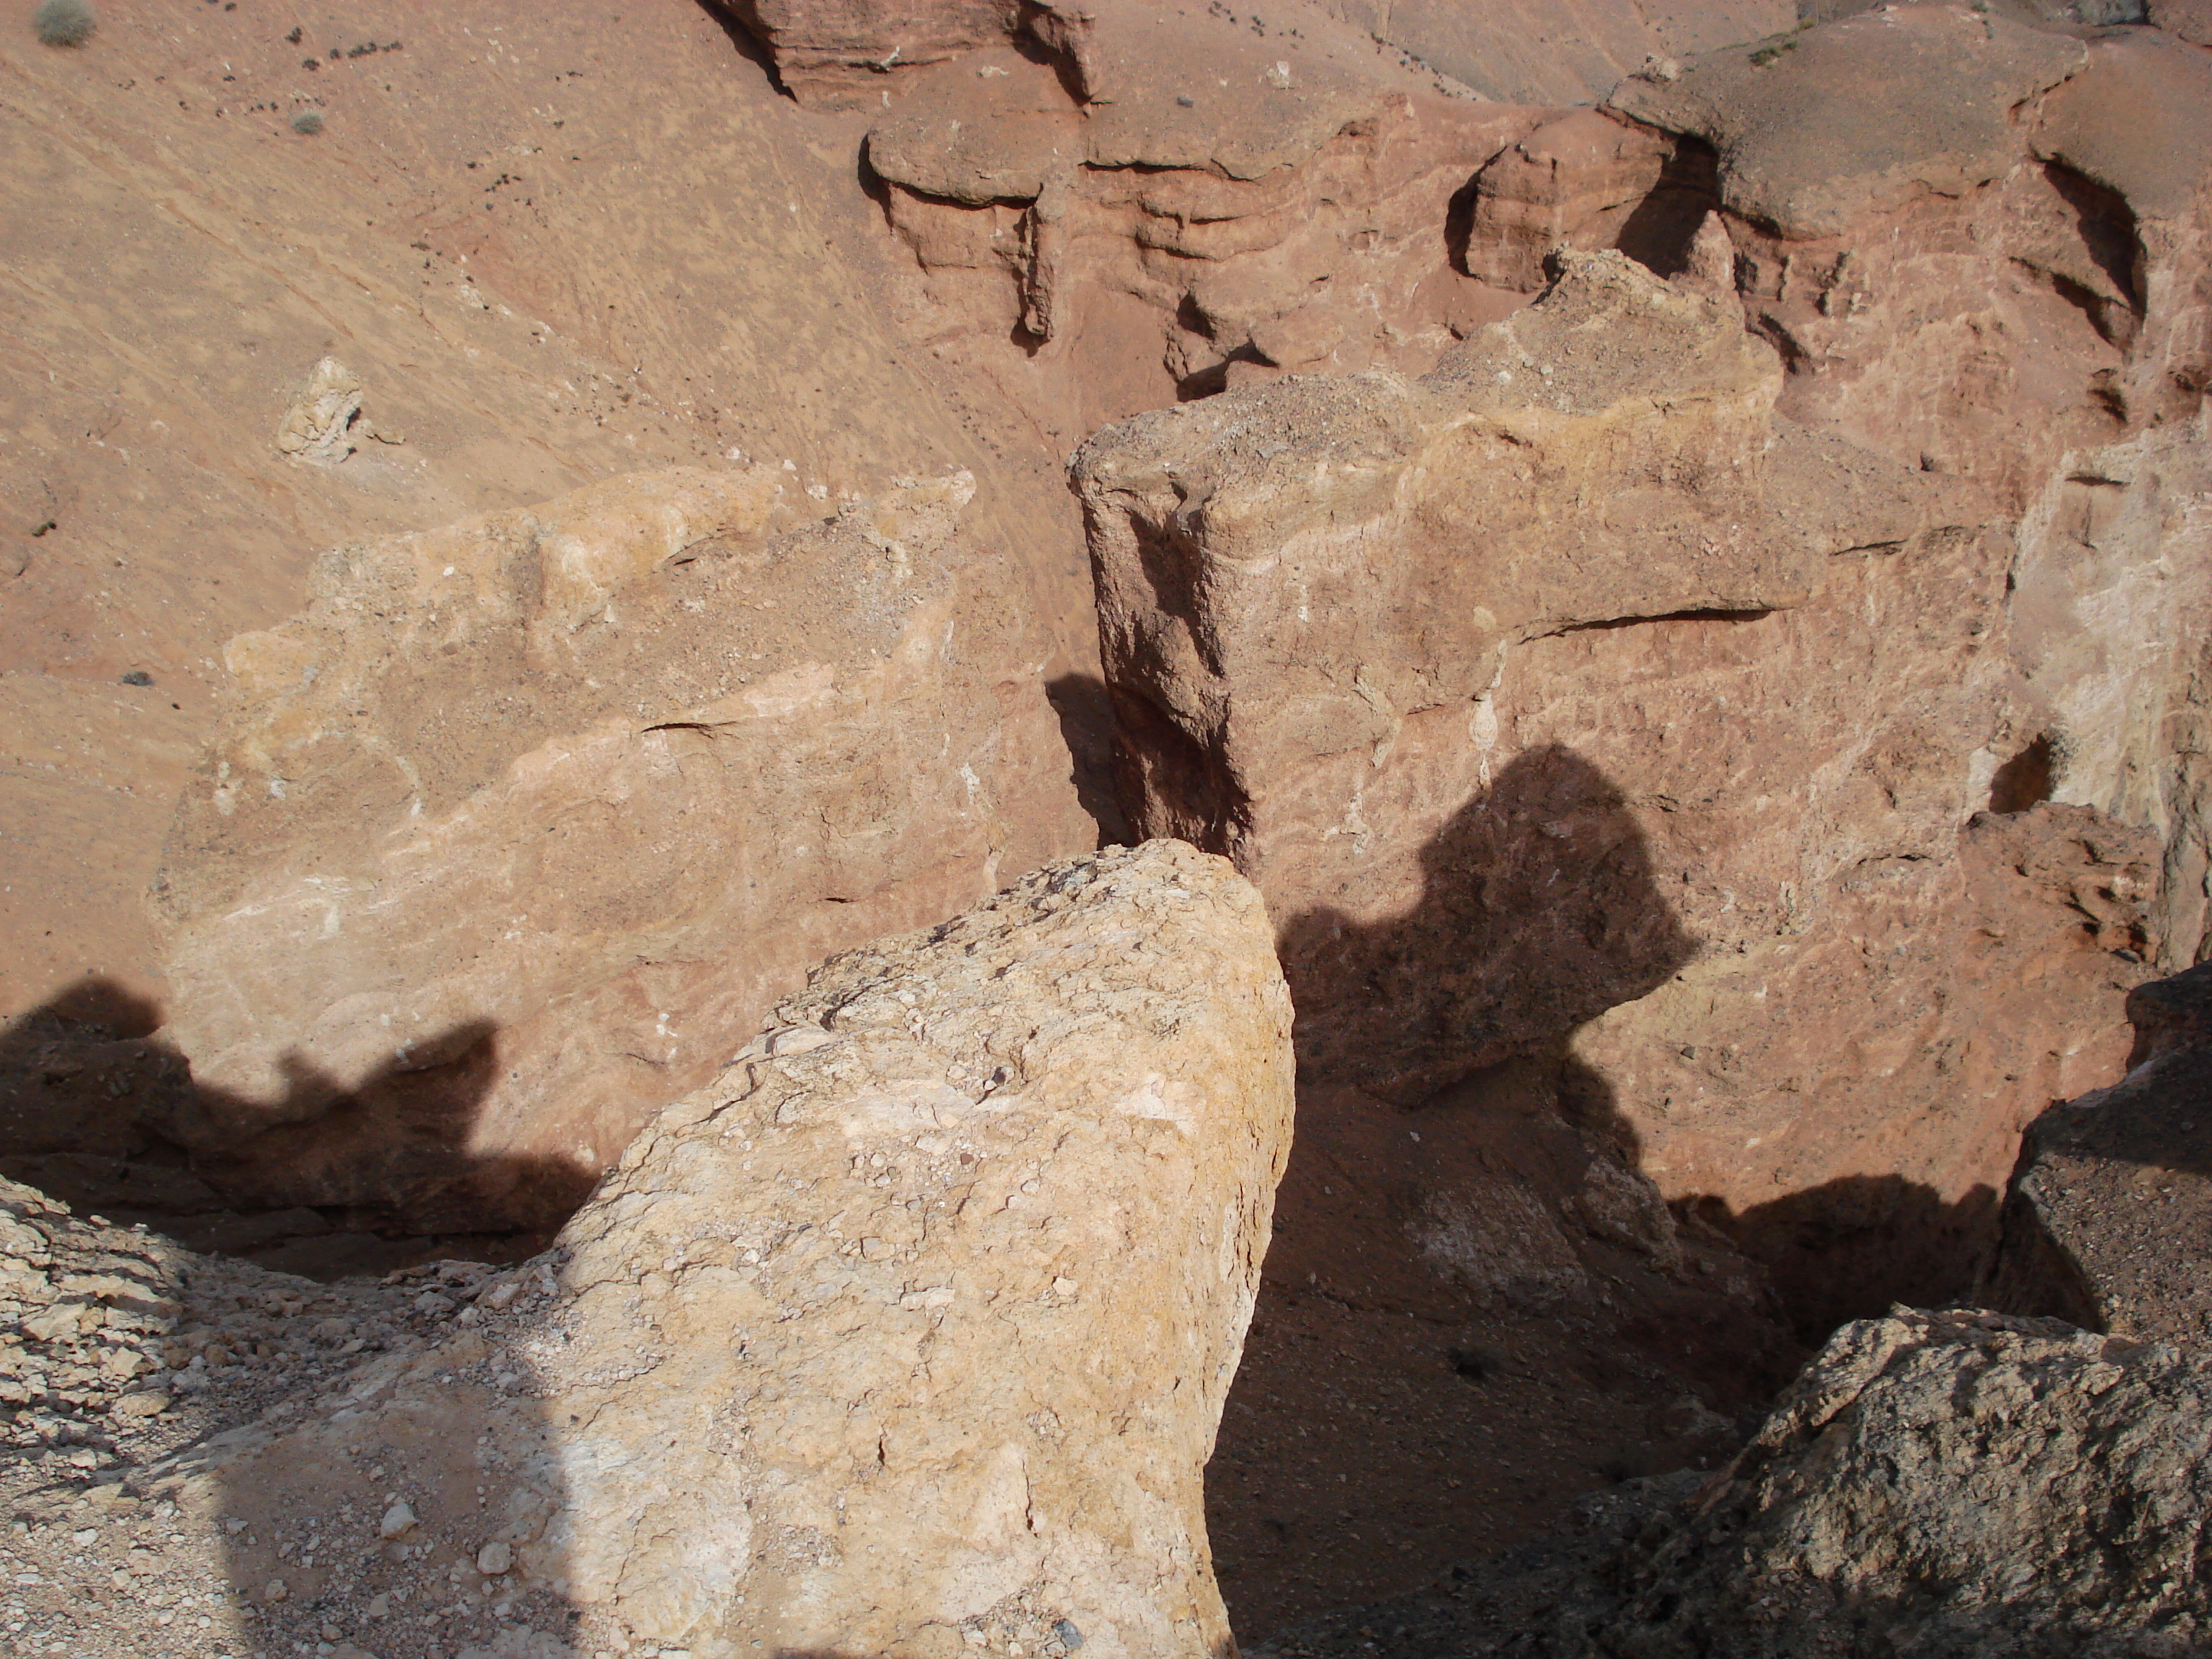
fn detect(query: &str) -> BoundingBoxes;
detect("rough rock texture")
[1586,13,2212,974]
[1543,1310,2212,1657]
[1986,959,2212,1347]
[141,466,1094,1236]
[0,1173,483,1659]
[140,842,1294,1659]
[726,0,1793,109]
[1606,8,2087,240]
[716,0,1024,107]
[861,0,1543,452]
[1462,109,1717,292]
[0,1,1108,1035]
[1319,0,1794,105]
[1076,246,2164,1328]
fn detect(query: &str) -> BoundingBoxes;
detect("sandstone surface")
[1986,958,2212,1346]
[138,465,1093,1237]
[1606,7,2087,240]
[0,0,1107,1050]
[865,1,1541,451]
[1076,246,2164,1328]
[132,841,1295,1659]
[727,0,1794,109]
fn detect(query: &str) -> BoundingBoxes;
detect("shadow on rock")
[1207,748,1803,1635]
[1275,745,1701,1106]
[0,976,591,1279]
[1681,1176,2004,1344]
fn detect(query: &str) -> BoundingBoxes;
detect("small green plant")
[32,0,96,47]
[291,109,325,135]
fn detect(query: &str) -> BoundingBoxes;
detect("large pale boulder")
[1075,249,2157,1326]
[143,841,1295,1659]
[148,466,1096,1234]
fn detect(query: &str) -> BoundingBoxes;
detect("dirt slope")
[0,0,1100,1028]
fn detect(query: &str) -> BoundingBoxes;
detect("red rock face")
[1079,95,2203,1321]
[139,469,1096,1236]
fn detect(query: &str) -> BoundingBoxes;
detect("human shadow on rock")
[1277,745,1699,1104]
[0,976,593,1279]
[1208,748,1801,1635]
[1683,1177,2005,1344]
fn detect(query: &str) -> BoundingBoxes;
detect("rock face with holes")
[1987,958,2212,1348]
[1075,244,2169,1328]
[1551,1309,2212,1658]
[147,466,1095,1236]
[153,840,1296,1659]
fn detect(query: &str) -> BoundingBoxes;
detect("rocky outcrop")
[1579,12,2212,970]
[142,841,1295,1659]
[143,467,1095,1236]
[716,0,1024,107]
[1552,1309,2212,1656]
[1986,959,2212,1346]
[1318,0,1794,106]
[1606,8,2087,240]
[1075,246,2163,1327]
[726,0,1792,110]
[860,0,1543,450]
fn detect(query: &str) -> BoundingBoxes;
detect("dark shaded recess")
[1105,678,1249,858]
[2044,161,2145,315]
[1210,747,1802,1633]
[1689,1177,2004,1343]
[1545,606,1773,639]
[1178,345,1269,403]
[0,977,588,1279]
[1444,170,1483,278]
[1988,731,2057,814]
[1043,672,1133,845]
[694,0,791,96]
[1614,136,1721,281]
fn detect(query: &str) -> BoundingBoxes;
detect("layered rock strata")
[143,466,1095,1236]
[140,841,1295,1659]
[1075,246,2162,1326]
[1987,958,2212,1346]
[1482,5,2212,963]
[858,0,1547,448]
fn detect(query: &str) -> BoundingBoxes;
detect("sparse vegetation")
[291,109,325,136]
[31,0,96,48]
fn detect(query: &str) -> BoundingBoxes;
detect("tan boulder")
[150,466,1095,1233]
[152,841,1295,1659]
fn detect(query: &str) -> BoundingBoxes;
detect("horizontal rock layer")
[144,465,1095,1234]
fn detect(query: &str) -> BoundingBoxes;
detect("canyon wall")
[1077,0,2212,1321]
[130,466,1094,1236]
